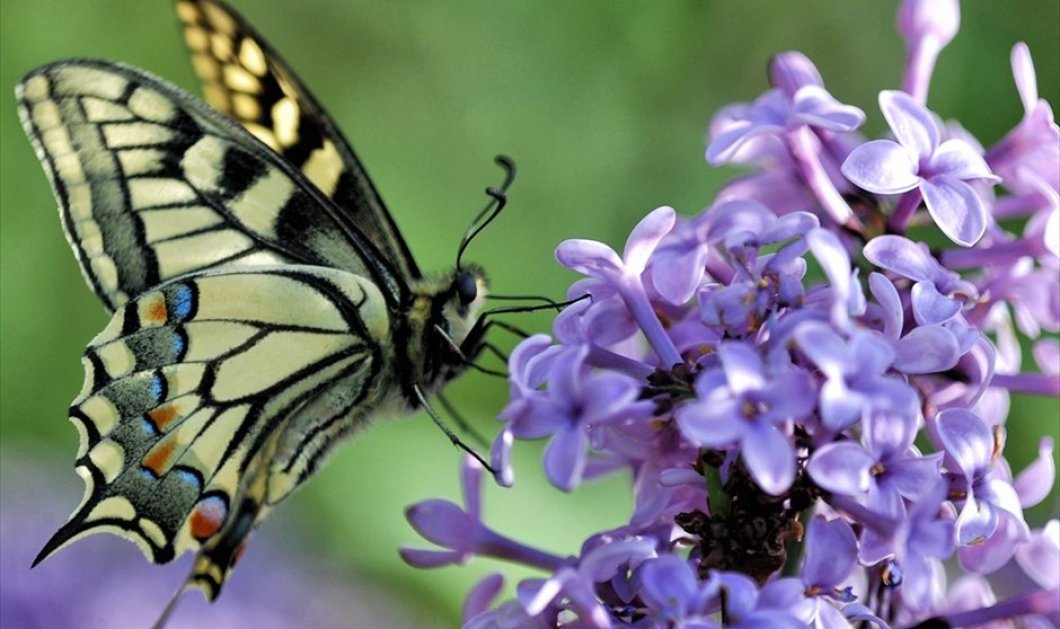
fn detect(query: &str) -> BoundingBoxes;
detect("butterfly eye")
[455,272,478,306]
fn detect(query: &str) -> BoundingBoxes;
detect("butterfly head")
[441,263,489,352]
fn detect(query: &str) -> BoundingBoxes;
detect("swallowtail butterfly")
[17,0,503,608]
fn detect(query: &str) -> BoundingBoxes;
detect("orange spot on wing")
[190,499,227,541]
[144,297,167,324]
[147,405,180,432]
[142,439,177,476]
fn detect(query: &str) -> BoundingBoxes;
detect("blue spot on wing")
[140,468,158,481]
[174,468,203,492]
[149,373,165,403]
[172,285,194,321]
[141,417,158,436]
[172,331,186,358]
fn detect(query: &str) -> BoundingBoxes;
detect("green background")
[2,0,1058,626]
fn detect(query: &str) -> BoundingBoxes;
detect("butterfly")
[16,0,509,606]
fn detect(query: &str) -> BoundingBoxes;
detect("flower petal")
[623,206,677,273]
[879,89,939,157]
[742,423,796,495]
[802,516,858,589]
[543,426,587,492]
[841,140,922,193]
[894,324,961,373]
[555,239,623,277]
[791,85,866,132]
[930,139,998,182]
[868,272,904,340]
[398,547,465,568]
[675,398,745,447]
[911,281,961,325]
[1014,437,1055,508]
[920,175,988,246]
[795,321,851,378]
[864,235,937,283]
[405,499,479,548]
[769,51,824,97]
[807,442,875,495]
[463,573,505,622]
[936,408,994,480]
[718,342,766,394]
[1011,42,1038,112]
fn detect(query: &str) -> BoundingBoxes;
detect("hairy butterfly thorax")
[401,266,491,398]
[16,0,514,621]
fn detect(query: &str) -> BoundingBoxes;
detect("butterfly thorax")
[398,265,489,401]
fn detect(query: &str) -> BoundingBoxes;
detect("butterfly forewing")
[16,60,407,311]
[175,0,421,281]
[39,265,391,597]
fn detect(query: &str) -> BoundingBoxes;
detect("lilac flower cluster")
[403,1,1059,627]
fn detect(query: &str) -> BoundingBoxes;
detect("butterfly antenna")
[487,293,566,312]
[413,384,496,474]
[480,293,590,318]
[151,580,191,629]
[456,155,517,270]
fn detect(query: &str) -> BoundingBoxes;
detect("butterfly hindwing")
[175,0,421,281]
[16,60,408,311]
[37,265,392,598]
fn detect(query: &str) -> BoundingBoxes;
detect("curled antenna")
[456,155,517,270]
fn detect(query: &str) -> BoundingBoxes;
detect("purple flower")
[556,207,683,367]
[888,482,956,611]
[808,404,941,512]
[1015,520,1060,590]
[707,63,865,225]
[676,342,815,494]
[401,457,565,572]
[636,555,719,626]
[708,87,864,167]
[794,321,916,431]
[401,4,1060,626]
[842,90,1000,246]
[986,43,1060,197]
[799,516,861,628]
[897,0,960,103]
[715,573,807,629]
[519,536,657,629]
[540,346,654,491]
[935,409,1029,573]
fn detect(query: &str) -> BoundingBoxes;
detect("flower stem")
[788,127,858,227]
[991,373,1060,397]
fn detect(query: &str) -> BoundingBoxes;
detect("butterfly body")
[18,0,494,603]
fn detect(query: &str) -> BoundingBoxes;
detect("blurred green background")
[2,0,1058,626]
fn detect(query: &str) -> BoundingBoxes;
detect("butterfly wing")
[35,265,391,599]
[16,60,409,311]
[175,0,421,281]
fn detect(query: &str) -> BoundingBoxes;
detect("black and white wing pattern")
[16,60,409,311]
[175,0,421,280]
[36,265,392,599]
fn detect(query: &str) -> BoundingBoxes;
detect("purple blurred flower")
[842,90,999,246]
[402,457,565,572]
[897,0,960,103]
[2,454,410,629]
